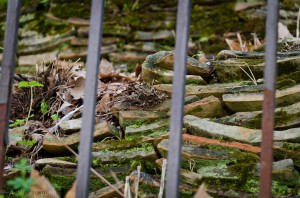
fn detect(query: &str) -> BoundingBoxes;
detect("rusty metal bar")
[0,0,22,191]
[258,0,279,197]
[76,0,104,197]
[166,0,191,197]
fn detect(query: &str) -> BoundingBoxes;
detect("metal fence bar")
[0,0,22,190]
[258,0,279,197]
[76,0,104,197]
[166,0,191,197]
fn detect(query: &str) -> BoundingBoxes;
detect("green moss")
[50,1,91,19]
[186,106,203,115]
[93,138,143,151]
[121,115,167,128]
[244,109,300,129]
[228,152,259,187]
[282,142,300,152]
[138,183,160,196]
[277,79,297,90]
[125,127,169,140]
[25,13,72,35]
[45,173,126,196]
[278,70,300,84]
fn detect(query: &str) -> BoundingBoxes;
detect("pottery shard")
[43,122,114,154]
[142,51,211,77]
[215,101,300,130]
[184,115,300,144]
[142,65,207,85]
[223,84,300,112]
[153,82,262,98]
[133,30,173,41]
[184,95,225,118]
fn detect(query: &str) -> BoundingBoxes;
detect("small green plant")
[192,51,204,59]
[18,81,43,126]
[40,99,49,122]
[17,140,37,147]
[9,119,25,128]
[51,114,58,121]
[7,158,35,198]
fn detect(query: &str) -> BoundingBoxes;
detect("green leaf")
[7,177,23,189]
[51,114,58,121]
[18,81,30,88]
[28,81,44,87]
[40,99,49,116]
[17,140,37,147]
[9,119,25,127]
[18,81,44,88]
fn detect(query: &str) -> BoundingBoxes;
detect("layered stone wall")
[0,0,299,73]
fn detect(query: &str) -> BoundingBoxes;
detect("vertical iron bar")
[76,0,104,197]
[258,0,279,197]
[166,0,191,198]
[0,0,22,191]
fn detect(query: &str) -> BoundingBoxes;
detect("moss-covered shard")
[184,95,225,118]
[223,84,300,112]
[92,142,157,164]
[216,101,300,130]
[142,65,207,85]
[41,165,127,197]
[125,119,169,140]
[118,110,168,128]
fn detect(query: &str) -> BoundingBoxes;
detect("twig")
[158,159,167,198]
[134,166,141,198]
[297,8,300,39]
[48,105,83,134]
[124,176,132,198]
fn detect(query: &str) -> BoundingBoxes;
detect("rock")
[59,118,82,134]
[197,160,238,180]
[92,143,157,163]
[71,37,123,46]
[77,25,130,37]
[109,51,148,62]
[133,30,173,41]
[43,122,115,154]
[129,170,160,187]
[19,36,74,56]
[184,95,225,118]
[223,84,300,112]
[59,45,117,61]
[118,110,168,128]
[273,142,300,167]
[182,134,261,154]
[184,115,260,143]
[93,138,151,151]
[124,42,157,53]
[143,51,211,77]
[89,182,124,198]
[214,50,300,82]
[125,119,169,140]
[153,83,262,98]
[214,101,300,130]
[34,158,77,169]
[184,115,300,144]
[157,139,232,162]
[156,158,202,185]
[19,51,59,67]
[255,159,299,185]
[142,65,207,85]
[153,95,200,112]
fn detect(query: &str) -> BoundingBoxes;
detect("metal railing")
[0,0,279,197]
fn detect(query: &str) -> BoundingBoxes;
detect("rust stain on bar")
[259,90,276,198]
